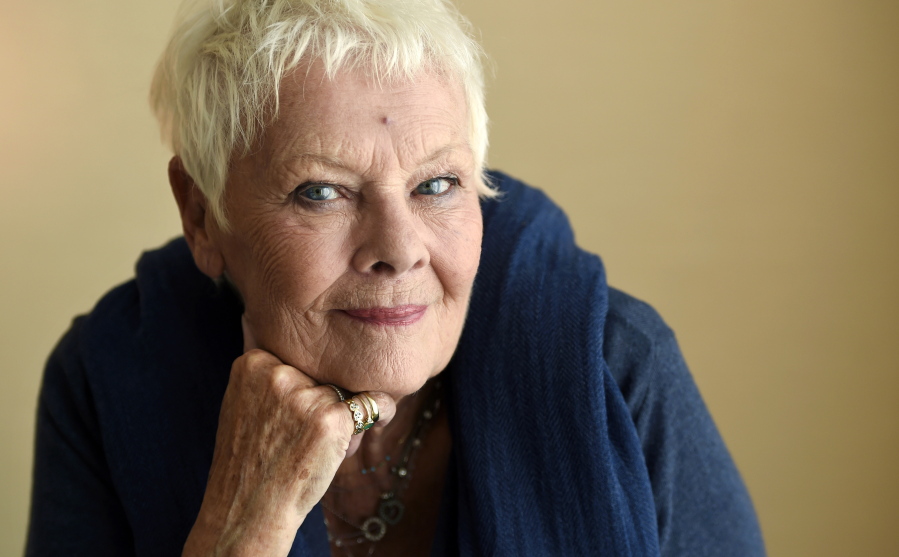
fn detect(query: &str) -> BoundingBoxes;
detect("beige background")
[1,0,897,555]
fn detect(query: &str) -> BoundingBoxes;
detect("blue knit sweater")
[27,172,765,556]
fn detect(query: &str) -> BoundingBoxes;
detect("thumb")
[241,314,259,353]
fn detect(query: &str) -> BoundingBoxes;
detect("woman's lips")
[341,305,428,326]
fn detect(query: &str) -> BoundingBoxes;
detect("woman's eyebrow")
[293,153,352,171]
[414,142,473,168]
[291,142,472,172]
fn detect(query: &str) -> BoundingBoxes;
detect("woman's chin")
[306,339,453,398]
[335,370,437,400]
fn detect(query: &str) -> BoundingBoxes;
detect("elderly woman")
[26,0,764,555]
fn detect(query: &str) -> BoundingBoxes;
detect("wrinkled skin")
[171,63,483,555]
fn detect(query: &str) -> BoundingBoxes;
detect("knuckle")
[242,349,271,369]
[231,350,270,380]
[267,365,296,395]
[288,387,318,415]
[309,403,349,438]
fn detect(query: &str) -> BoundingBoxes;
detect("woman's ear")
[168,156,226,279]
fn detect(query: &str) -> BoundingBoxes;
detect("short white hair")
[150,0,494,228]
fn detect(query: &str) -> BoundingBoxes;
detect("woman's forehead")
[259,64,472,172]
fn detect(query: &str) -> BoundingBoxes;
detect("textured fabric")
[26,171,765,556]
[601,290,765,555]
[441,174,659,555]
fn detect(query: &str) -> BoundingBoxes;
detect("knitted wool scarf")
[433,171,660,555]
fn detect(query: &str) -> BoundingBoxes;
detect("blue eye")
[415,177,455,196]
[298,184,339,201]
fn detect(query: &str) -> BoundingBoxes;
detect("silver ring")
[326,384,347,402]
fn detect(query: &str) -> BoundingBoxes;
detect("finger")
[346,431,364,457]
[335,390,397,458]
[241,314,259,353]
[361,391,395,430]
[234,347,320,395]
[320,387,397,429]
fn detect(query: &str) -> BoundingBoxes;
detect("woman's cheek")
[258,221,345,289]
[441,211,483,289]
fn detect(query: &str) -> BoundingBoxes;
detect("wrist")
[182,501,305,556]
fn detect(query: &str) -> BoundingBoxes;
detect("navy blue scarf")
[438,171,659,555]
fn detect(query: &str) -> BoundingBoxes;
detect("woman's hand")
[182,317,396,556]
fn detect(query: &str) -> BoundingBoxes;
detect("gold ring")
[360,392,379,424]
[345,398,366,435]
[355,394,375,431]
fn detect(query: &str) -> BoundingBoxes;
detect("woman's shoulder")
[78,238,239,343]
[602,286,688,417]
[68,238,197,339]
[605,287,676,348]
[34,239,243,556]
[49,237,242,409]
[602,288,766,555]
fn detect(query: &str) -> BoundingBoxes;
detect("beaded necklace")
[322,380,443,557]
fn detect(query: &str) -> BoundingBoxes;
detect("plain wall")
[1,1,897,555]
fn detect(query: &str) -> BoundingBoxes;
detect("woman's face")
[206,65,483,398]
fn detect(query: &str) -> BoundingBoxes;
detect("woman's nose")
[351,196,429,277]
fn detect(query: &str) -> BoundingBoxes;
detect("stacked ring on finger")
[355,393,376,432]
[346,398,367,435]
[340,391,381,435]
[359,392,379,426]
